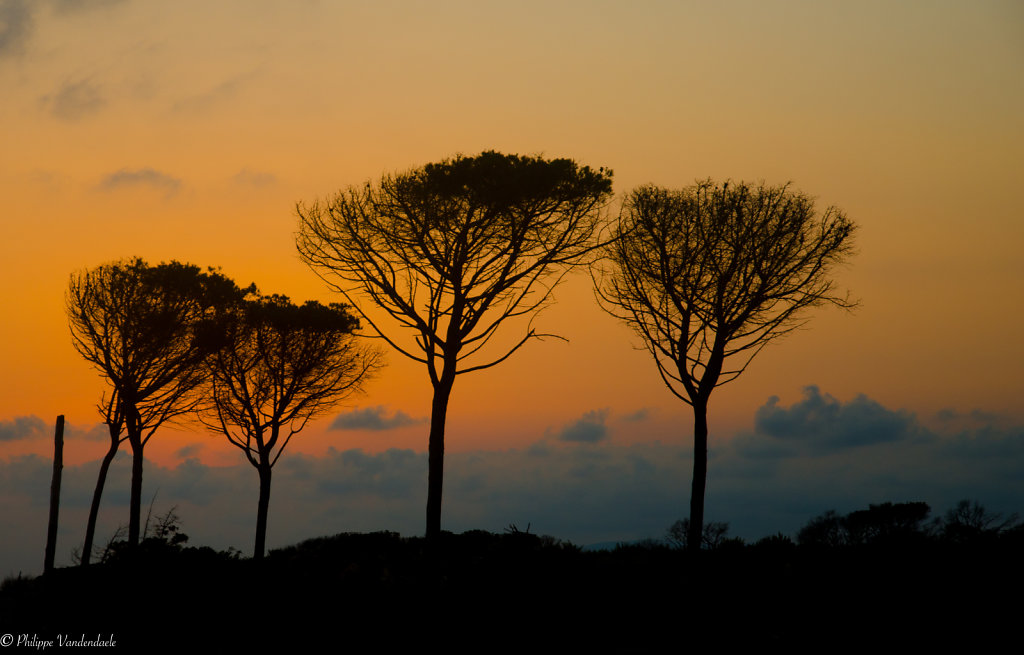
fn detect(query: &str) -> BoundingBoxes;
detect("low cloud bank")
[3,389,1022,578]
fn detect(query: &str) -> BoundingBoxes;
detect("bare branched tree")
[68,258,250,546]
[202,294,382,559]
[297,151,613,537]
[594,180,856,550]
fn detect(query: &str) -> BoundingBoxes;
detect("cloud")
[1,0,128,58]
[175,443,204,459]
[40,78,105,120]
[753,385,921,454]
[173,70,261,114]
[3,399,1024,579]
[49,0,128,13]
[559,409,610,443]
[618,408,651,423]
[98,168,181,195]
[0,416,47,441]
[0,0,33,57]
[315,448,424,500]
[0,416,122,443]
[933,407,1011,432]
[231,168,277,188]
[330,406,425,431]
[65,421,110,442]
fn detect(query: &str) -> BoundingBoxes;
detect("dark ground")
[2,529,1019,652]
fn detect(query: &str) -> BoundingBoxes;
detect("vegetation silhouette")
[67,258,251,547]
[6,499,1020,648]
[798,501,931,547]
[594,180,856,549]
[935,499,1020,544]
[666,517,736,550]
[200,293,382,559]
[798,500,1022,548]
[297,151,613,538]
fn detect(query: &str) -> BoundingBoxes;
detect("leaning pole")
[44,415,65,575]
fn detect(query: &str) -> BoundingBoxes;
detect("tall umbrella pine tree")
[594,181,857,549]
[202,295,381,559]
[297,151,613,537]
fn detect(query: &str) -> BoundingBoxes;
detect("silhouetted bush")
[666,518,732,549]
[798,502,931,548]
[753,532,796,551]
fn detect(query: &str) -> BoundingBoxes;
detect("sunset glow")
[2,0,1022,575]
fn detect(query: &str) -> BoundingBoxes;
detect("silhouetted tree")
[297,151,613,537]
[80,390,126,565]
[935,499,1020,544]
[67,258,249,546]
[595,181,856,549]
[202,294,381,559]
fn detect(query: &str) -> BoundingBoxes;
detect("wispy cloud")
[49,0,128,14]
[231,168,277,188]
[0,416,47,441]
[175,443,204,459]
[618,408,651,423]
[0,0,33,58]
[173,70,261,114]
[1,0,128,58]
[330,406,425,431]
[0,416,107,442]
[98,167,182,196]
[559,409,610,443]
[40,78,106,120]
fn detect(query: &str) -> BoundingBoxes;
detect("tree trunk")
[81,441,119,566]
[128,441,144,546]
[254,462,272,560]
[44,415,64,575]
[425,377,454,539]
[687,401,709,550]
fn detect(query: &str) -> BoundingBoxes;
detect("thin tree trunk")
[687,402,708,550]
[425,377,454,539]
[81,440,119,566]
[254,462,272,560]
[44,415,64,574]
[128,442,144,546]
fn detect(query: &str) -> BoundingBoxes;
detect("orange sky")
[2,0,1023,469]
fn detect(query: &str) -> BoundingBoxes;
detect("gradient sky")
[2,0,1022,576]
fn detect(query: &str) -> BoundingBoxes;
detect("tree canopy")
[67,258,251,545]
[296,150,614,537]
[203,294,381,558]
[595,180,856,549]
[297,151,614,378]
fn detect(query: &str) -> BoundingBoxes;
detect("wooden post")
[44,415,64,575]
